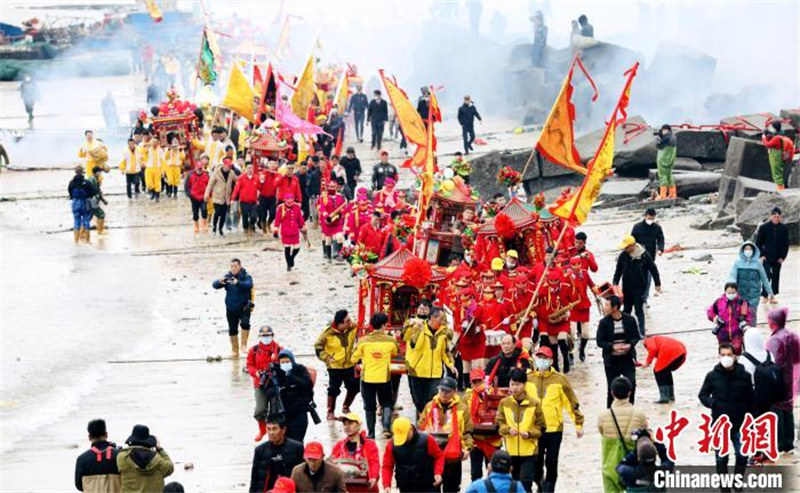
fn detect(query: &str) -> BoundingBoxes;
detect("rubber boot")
[382,406,393,438]
[558,339,570,374]
[254,420,267,442]
[668,385,675,402]
[74,229,80,244]
[342,389,357,414]
[193,220,200,233]
[332,241,342,260]
[230,335,240,358]
[668,186,677,199]
[366,411,376,439]
[777,184,785,191]
[326,395,337,421]
[83,227,91,244]
[96,219,106,235]
[240,329,250,353]
[579,338,588,362]
[655,385,671,404]
[658,186,667,199]
[201,218,209,233]
[284,247,292,271]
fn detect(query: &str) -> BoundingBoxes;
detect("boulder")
[720,113,796,141]
[701,161,726,171]
[674,128,728,160]
[597,178,649,199]
[731,178,781,213]
[735,191,800,243]
[779,109,800,130]
[674,157,703,171]
[674,171,721,198]
[575,116,656,176]
[469,150,584,198]
[722,137,772,181]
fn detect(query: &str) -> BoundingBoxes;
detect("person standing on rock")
[614,234,661,334]
[728,241,773,324]
[630,208,664,307]
[315,310,359,421]
[212,258,254,357]
[457,96,482,155]
[755,207,789,304]
[654,124,677,199]
[74,419,121,492]
[761,123,794,191]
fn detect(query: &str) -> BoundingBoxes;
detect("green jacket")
[116,446,174,493]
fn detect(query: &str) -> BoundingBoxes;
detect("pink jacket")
[345,205,372,239]
[706,295,748,343]
[274,202,305,245]
[317,192,347,236]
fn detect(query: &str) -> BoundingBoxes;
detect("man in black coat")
[486,334,532,387]
[596,295,640,407]
[613,235,661,336]
[698,342,754,479]
[756,207,789,300]
[249,415,305,493]
[457,95,482,154]
[630,208,664,305]
[347,85,369,143]
[367,90,389,151]
[75,419,120,491]
[276,349,314,443]
[371,150,398,191]
[340,147,362,191]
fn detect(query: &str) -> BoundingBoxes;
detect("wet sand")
[1,127,798,492]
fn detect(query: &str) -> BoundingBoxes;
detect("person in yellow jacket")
[351,312,398,438]
[144,138,165,201]
[418,376,474,493]
[525,346,584,493]
[403,306,456,415]
[78,130,110,184]
[314,309,359,421]
[136,131,152,193]
[496,368,545,493]
[119,138,141,199]
[163,135,184,198]
[463,367,502,482]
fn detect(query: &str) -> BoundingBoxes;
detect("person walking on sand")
[597,377,647,493]
[367,90,388,151]
[706,282,749,354]
[273,194,306,271]
[205,158,237,237]
[642,335,686,404]
[186,161,210,233]
[755,207,789,304]
[613,234,661,335]
[765,307,800,454]
[348,85,369,143]
[276,349,315,443]
[290,442,348,493]
[119,138,141,199]
[331,413,381,491]
[116,425,174,493]
[232,162,261,239]
[629,208,664,307]
[247,326,283,442]
[75,419,121,492]
[87,166,108,236]
[457,96,482,155]
[728,241,773,325]
[212,258,254,357]
[381,417,445,493]
[315,309,360,421]
[68,165,96,244]
[250,415,305,493]
[596,295,640,408]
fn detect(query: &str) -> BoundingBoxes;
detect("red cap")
[270,477,296,493]
[303,441,324,460]
[469,368,486,381]
[535,346,553,359]
[546,269,562,281]
[569,256,583,266]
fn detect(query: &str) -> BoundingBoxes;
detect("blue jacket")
[212,268,253,311]
[465,473,525,493]
[728,241,772,304]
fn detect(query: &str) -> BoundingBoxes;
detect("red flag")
[334,127,343,157]
[253,65,264,93]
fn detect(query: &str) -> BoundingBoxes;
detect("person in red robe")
[511,274,535,346]
[567,256,596,363]
[317,180,347,261]
[344,188,372,242]
[372,177,399,217]
[357,211,386,260]
[497,250,530,291]
[534,267,577,374]
[573,231,598,272]
[457,287,486,383]
[474,283,513,360]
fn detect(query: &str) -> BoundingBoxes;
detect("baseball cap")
[490,450,513,474]
[270,477,296,493]
[303,441,324,460]
[506,250,519,259]
[491,258,504,271]
[337,412,362,424]
[535,346,553,359]
[469,368,486,381]
[619,234,636,249]
[392,417,412,446]
[438,376,458,392]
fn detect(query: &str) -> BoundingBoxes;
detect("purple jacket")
[765,327,800,410]
[706,295,748,343]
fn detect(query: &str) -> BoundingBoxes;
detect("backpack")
[484,477,520,493]
[742,352,786,407]
[779,135,795,163]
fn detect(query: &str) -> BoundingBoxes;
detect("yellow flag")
[222,61,255,123]
[379,70,427,147]
[334,72,349,114]
[535,64,586,175]
[296,134,308,165]
[291,53,315,118]
[551,117,616,224]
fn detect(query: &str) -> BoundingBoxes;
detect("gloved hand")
[502,317,510,325]
[461,320,469,329]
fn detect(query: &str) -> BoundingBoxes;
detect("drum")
[484,330,506,347]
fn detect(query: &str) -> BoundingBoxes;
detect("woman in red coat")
[273,194,306,271]
[643,335,687,404]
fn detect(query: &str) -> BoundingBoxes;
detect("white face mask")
[743,249,754,258]
[280,362,292,373]
[725,292,737,301]
[719,356,735,369]
[645,219,654,225]
[260,336,273,345]
[534,358,551,371]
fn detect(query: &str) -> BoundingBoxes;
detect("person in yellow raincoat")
[78,130,109,184]
[163,134,184,198]
[496,368,545,493]
[144,138,164,201]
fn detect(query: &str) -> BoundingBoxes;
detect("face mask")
[534,358,551,371]
[645,219,654,225]
[719,356,734,369]
[725,292,737,301]
[743,249,753,258]
[260,336,273,345]
[280,362,292,373]
[464,254,472,264]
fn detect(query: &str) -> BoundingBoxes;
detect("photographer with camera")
[276,349,316,443]
[616,429,674,492]
[654,124,677,199]
[212,258,254,357]
[247,326,283,442]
